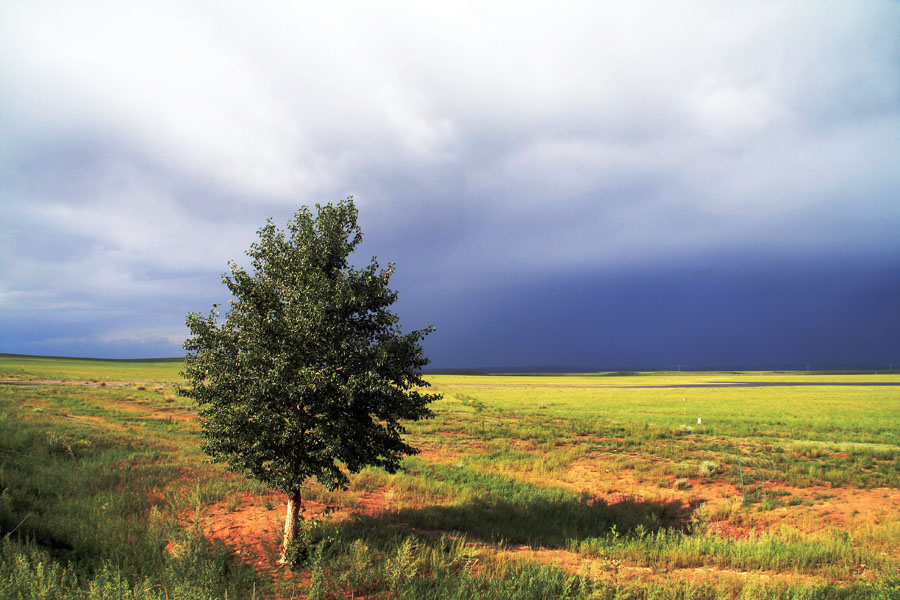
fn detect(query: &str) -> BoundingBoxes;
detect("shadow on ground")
[333,492,696,550]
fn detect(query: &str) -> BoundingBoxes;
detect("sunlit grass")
[1,356,899,598]
[0,354,183,383]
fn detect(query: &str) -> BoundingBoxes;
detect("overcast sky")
[2,1,899,369]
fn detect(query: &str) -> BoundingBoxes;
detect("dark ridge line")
[424,369,899,376]
[2,354,898,375]
[610,382,900,389]
[441,381,900,389]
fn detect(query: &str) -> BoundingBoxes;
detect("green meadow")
[1,355,899,599]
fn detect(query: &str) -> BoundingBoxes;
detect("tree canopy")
[180,197,439,559]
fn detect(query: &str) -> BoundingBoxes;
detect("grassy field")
[1,355,899,599]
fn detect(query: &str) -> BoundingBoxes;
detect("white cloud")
[99,325,185,347]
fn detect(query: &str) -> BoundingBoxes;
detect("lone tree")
[181,197,439,562]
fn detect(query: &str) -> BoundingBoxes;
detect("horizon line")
[2,353,897,374]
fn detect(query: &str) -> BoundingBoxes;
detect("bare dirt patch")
[189,487,396,578]
[559,455,900,537]
[98,395,198,426]
[414,440,488,462]
[771,484,900,533]
[188,472,889,594]
[189,492,320,583]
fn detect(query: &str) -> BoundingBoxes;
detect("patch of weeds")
[287,517,341,566]
[225,495,241,512]
[45,432,92,458]
[699,460,720,478]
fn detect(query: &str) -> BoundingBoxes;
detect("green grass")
[1,356,899,598]
[0,366,268,599]
[0,354,183,383]
[417,374,900,489]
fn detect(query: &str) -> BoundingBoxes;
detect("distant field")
[1,356,899,599]
[0,353,184,382]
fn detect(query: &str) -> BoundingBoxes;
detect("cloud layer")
[2,1,899,365]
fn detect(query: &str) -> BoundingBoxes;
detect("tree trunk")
[279,490,302,563]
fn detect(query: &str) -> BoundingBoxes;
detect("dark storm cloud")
[412,255,900,371]
[1,1,898,365]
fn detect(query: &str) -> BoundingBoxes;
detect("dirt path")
[0,378,166,388]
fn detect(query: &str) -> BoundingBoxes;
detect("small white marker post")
[697,417,702,424]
